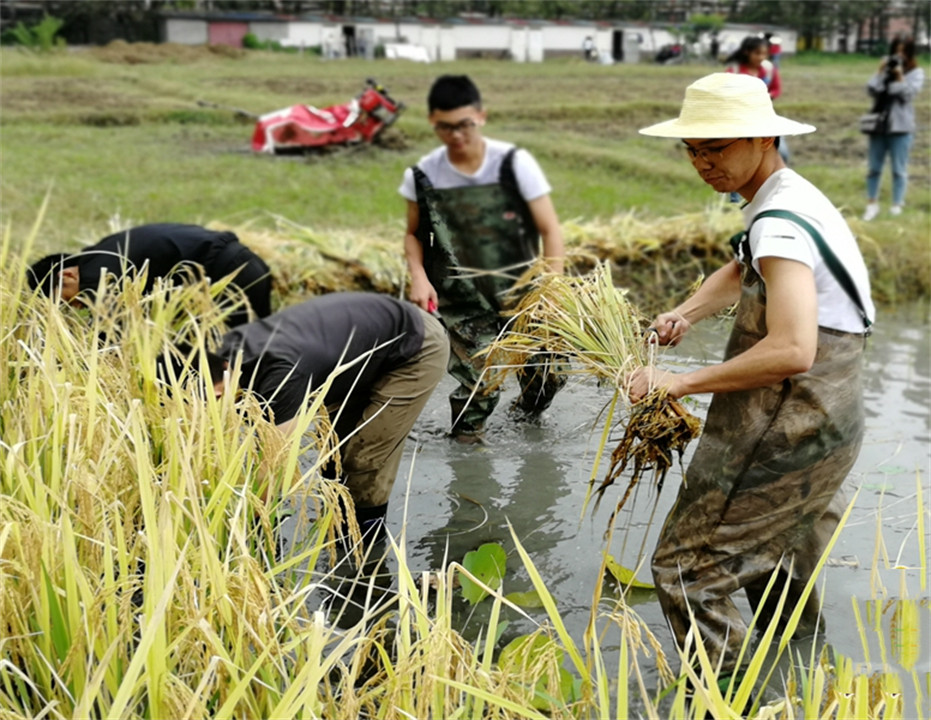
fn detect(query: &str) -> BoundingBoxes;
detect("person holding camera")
[863,34,924,221]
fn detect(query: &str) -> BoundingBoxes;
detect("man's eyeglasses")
[433,119,478,135]
[683,138,746,163]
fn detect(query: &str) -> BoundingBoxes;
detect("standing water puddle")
[301,302,929,701]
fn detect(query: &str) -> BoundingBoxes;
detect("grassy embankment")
[1,46,928,310]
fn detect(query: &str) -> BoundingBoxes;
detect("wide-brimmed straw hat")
[639,73,815,139]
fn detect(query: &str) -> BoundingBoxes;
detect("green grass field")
[1,45,928,304]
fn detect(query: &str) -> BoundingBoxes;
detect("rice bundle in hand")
[482,259,701,526]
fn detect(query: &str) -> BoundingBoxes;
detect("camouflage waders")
[652,237,867,676]
[413,149,566,435]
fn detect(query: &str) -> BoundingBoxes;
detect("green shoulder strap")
[748,209,872,331]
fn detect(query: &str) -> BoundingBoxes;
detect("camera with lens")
[885,55,902,79]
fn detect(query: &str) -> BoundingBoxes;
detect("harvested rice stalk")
[210,217,407,309]
[594,390,702,528]
[486,256,648,389]
[204,204,744,314]
[561,202,744,264]
[483,260,702,526]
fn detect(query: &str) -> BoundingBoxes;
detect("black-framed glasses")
[683,138,746,163]
[433,118,478,135]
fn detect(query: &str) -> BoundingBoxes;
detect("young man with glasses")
[399,74,566,442]
[630,73,874,690]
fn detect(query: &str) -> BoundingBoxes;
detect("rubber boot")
[513,359,568,416]
[356,502,389,546]
[449,390,497,441]
[338,501,388,553]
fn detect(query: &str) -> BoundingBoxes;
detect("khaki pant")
[341,310,448,508]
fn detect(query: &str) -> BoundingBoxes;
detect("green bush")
[242,32,304,54]
[241,32,265,50]
[3,14,65,52]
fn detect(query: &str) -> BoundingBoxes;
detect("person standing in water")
[399,75,566,443]
[631,72,874,688]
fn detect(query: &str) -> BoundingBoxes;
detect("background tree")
[686,11,724,44]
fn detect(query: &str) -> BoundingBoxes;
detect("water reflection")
[411,446,501,567]
[391,301,930,690]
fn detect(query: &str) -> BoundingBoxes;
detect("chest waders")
[651,211,868,676]
[413,149,565,435]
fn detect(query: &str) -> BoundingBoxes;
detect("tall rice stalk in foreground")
[0,216,673,719]
[0,220,695,719]
[0,217,357,718]
[482,259,701,526]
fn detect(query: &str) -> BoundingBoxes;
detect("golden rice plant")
[482,259,702,528]
[0,212,362,718]
[561,202,744,264]
[1,210,678,720]
[216,215,408,310]
[3,207,925,720]
[337,520,680,720]
[561,202,743,311]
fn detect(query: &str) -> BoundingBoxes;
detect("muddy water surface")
[313,302,930,698]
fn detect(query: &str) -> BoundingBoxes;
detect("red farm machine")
[250,78,404,154]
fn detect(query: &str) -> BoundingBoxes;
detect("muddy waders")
[413,150,566,437]
[652,216,868,677]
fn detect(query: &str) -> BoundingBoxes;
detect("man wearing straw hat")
[629,73,874,684]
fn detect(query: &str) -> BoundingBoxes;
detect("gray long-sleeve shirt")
[218,293,424,428]
[867,66,925,134]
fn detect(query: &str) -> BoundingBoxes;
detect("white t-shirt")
[398,137,552,202]
[741,168,875,334]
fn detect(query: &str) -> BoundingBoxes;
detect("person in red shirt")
[725,34,789,177]
[725,35,781,98]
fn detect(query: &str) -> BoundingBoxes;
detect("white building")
[159,10,794,65]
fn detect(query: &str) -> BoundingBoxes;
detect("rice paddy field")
[1,43,929,719]
[1,44,929,307]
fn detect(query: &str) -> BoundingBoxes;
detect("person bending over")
[214,291,448,543]
[28,223,272,328]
